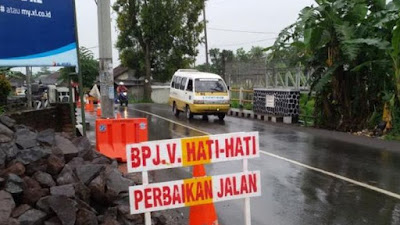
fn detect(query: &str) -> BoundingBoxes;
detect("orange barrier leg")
[97,108,102,117]
[189,165,219,225]
[85,100,94,112]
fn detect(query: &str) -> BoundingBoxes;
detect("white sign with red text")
[126,132,259,172]
[129,171,261,214]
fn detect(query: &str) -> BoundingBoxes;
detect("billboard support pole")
[68,74,77,136]
[97,0,115,119]
[77,68,86,137]
[72,0,86,136]
[26,67,32,109]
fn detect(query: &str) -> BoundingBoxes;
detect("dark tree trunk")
[220,51,226,81]
[144,42,152,101]
[0,95,6,106]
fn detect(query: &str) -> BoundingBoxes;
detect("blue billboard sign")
[0,0,78,67]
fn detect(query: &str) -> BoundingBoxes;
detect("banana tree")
[392,16,400,102]
[270,0,398,131]
[382,14,400,130]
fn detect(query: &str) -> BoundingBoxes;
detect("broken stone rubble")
[0,115,181,225]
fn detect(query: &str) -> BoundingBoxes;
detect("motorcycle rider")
[116,81,129,106]
[116,81,128,94]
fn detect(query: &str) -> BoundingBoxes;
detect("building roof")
[113,65,129,78]
[36,72,61,85]
[8,76,26,87]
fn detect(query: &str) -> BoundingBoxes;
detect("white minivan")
[169,69,230,120]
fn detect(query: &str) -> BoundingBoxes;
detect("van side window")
[186,79,193,92]
[171,76,175,88]
[175,77,182,89]
[180,78,187,90]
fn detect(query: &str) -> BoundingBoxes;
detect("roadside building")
[113,65,145,101]
[36,71,68,87]
[112,65,170,103]
[8,73,26,96]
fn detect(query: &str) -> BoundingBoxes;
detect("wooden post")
[26,67,32,109]
[239,87,244,108]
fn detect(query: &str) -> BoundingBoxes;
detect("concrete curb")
[228,108,294,124]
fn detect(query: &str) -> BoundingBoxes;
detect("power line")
[208,27,276,35]
[215,37,277,47]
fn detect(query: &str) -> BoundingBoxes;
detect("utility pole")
[26,67,32,109]
[97,0,114,118]
[72,0,87,136]
[203,0,209,69]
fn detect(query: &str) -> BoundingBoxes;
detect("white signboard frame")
[126,132,259,172]
[126,132,261,225]
[129,171,261,214]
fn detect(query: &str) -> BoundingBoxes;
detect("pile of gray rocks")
[0,115,170,225]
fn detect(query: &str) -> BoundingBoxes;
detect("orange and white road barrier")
[116,112,122,119]
[96,118,148,162]
[96,101,102,117]
[85,97,95,112]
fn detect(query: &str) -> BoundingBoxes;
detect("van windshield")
[195,79,227,92]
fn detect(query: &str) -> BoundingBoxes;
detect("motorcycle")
[118,91,129,106]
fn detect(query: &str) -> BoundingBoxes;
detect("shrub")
[300,93,315,126]
[230,100,240,108]
[0,75,11,105]
[385,104,400,141]
[244,103,253,110]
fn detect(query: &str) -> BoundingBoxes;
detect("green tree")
[208,48,234,79]
[235,48,250,62]
[0,67,13,78]
[113,0,204,100]
[391,15,400,103]
[59,47,99,88]
[248,46,266,61]
[34,66,51,79]
[195,63,209,73]
[0,75,11,105]
[0,67,26,81]
[270,0,400,131]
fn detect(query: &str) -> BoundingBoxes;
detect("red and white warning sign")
[129,171,261,214]
[126,132,259,172]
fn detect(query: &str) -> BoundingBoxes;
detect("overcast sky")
[74,0,315,68]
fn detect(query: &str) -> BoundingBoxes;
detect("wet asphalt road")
[104,104,400,225]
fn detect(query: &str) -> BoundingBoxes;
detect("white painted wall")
[151,86,170,104]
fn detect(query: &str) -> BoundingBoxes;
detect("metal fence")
[225,61,311,91]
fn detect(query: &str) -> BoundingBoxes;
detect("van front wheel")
[218,113,225,121]
[173,103,180,117]
[186,105,193,120]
